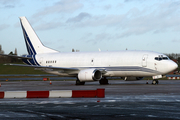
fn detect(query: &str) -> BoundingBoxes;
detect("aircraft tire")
[99,77,109,85]
[76,80,85,85]
[152,80,158,85]
[156,80,159,84]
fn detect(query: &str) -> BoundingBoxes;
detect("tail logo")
[21,23,36,55]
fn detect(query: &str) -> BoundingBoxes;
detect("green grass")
[0,63,47,74]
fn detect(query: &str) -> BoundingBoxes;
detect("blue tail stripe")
[33,55,40,66]
[20,22,36,55]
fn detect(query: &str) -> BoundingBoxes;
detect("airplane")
[0,16,178,85]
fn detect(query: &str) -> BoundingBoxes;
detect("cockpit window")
[163,57,168,60]
[155,57,158,60]
[155,55,169,61]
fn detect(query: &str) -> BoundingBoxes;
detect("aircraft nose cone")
[174,62,178,70]
[170,61,178,72]
[163,61,178,74]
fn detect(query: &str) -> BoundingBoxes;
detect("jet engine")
[78,69,102,82]
[124,77,144,81]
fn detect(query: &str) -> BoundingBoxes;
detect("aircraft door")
[142,55,148,67]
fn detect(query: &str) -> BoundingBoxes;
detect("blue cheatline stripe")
[105,66,161,74]
[84,66,161,74]
[20,22,36,55]
[22,55,40,66]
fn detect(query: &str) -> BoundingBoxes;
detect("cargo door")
[142,55,148,67]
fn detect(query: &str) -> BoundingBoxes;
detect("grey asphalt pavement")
[0,80,180,120]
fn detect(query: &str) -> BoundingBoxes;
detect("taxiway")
[0,80,180,119]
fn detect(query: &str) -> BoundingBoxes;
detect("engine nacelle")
[124,77,144,81]
[78,69,102,82]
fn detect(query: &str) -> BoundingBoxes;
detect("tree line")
[0,45,21,63]
[164,53,180,62]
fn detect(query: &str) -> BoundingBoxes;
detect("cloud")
[124,0,147,2]
[95,33,114,41]
[79,32,93,41]
[85,33,114,45]
[0,0,20,8]
[103,4,111,10]
[4,5,15,8]
[32,0,83,18]
[0,24,9,31]
[0,0,15,4]
[66,12,91,23]
[66,1,180,38]
[172,39,180,43]
[67,14,126,28]
[35,21,63,31]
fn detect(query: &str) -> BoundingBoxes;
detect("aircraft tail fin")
[19,16,58,55]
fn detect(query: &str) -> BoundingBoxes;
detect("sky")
[1,0,180,55]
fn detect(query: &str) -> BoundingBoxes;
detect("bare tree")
[0,45,4,54]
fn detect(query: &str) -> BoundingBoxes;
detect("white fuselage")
[19,17,178,81]
[34,50,177,77]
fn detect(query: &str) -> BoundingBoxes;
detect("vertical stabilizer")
[19,16,58,55]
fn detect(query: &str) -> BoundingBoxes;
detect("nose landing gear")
[152,79,159,85]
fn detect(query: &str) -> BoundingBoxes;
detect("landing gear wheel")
[152,80,159,85]
[76,80,85,85]
[156,80,159,84]
[99,77,109,85]
[152,80,156,85]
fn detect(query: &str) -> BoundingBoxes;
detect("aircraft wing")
[4,64,107,75]
[0,54,32,59]
[4,63,79,71]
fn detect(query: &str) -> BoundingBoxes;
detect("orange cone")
[50,81,52,85]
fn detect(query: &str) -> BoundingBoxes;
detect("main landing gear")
[76,79,85,85]
[75,77,109,85]
[99,77,109,85]
[152,79,159,85]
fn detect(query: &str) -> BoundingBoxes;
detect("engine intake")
[78,69,102,82]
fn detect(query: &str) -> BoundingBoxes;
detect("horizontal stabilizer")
[0,54,32,59]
